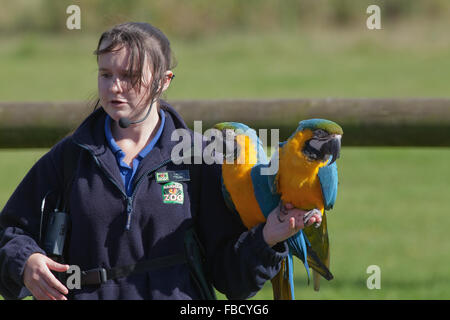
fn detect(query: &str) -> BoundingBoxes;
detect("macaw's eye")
[314,129,328,139]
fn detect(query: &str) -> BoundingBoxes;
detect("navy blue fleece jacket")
[0,102,288,300]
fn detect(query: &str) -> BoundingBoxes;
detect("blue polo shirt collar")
[104,109,166,196]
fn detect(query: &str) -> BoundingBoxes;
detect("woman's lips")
[110,100,127,106]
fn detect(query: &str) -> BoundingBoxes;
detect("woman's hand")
[262,203,322,247]
[23,253,70,300]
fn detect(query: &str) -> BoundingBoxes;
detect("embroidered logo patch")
[156,172,169,183]
[162,182,184,204]
[155,170,190,183]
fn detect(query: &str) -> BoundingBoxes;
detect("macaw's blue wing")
[303,159,337,290]
[287,231,310,277]
[250,163,280,218]
[318,160,338,210]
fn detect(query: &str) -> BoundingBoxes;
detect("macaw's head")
[290,119,343,165]
[212,122,263,165]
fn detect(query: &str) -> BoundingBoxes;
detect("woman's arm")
[0,139,68,299]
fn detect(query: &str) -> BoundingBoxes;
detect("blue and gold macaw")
[212,119,343,300]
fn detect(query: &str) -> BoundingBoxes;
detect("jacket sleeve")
[0,140,67,299]
[197,163,288,300]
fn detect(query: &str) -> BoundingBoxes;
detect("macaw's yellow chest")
[278,172,325,214]
[277,130,326,214]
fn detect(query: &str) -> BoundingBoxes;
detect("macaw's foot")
[303,209,322,228]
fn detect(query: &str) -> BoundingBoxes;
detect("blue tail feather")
[287,230,311,281]
[287,253,295,299]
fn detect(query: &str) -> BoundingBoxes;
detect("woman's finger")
[43,268,69,296]
[40,276,67,300]
[46,258,69,273]
[29,267,66,300]
[32,285,52,300]
[289,217,295,230]
[44,257,69,295]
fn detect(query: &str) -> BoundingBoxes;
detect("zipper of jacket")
[75,142,173,231]
[125,158,172,230]
[125,145,196,230]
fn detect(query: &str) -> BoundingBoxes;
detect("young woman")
[0,22,319,300]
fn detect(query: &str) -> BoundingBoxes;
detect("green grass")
[1,147,450,299]
[2,24,450,102]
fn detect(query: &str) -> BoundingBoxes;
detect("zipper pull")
[125,197,133,230]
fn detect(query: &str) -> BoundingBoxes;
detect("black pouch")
[43,210,69,259]
[184,227,217,300]
[40,138,79,283]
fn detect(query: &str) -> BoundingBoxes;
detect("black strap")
[186,155,217,300]
[80,253,187,285]
[189,162,202,221]
[47,138,79,264]
[61,137,80,212]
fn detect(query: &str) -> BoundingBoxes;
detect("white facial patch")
[309,138,329,151]
[310,134,342,151]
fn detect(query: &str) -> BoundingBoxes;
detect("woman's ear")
[161,71,174,92]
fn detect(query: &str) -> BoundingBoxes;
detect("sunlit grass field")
[1,147,449,300]
[1,23,450,102]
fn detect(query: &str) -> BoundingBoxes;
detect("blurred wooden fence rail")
[1,98,450,148]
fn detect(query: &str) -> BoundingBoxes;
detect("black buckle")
[81,267,108,285]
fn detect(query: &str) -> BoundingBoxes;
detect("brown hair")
[93,22,176,108]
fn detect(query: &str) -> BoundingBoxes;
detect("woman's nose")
[111,77,123,93]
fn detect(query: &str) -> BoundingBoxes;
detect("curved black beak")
[321,135,341,165]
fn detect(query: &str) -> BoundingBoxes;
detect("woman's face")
[97,42,152,122]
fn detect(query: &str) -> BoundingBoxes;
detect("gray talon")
[304,209,322,227]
